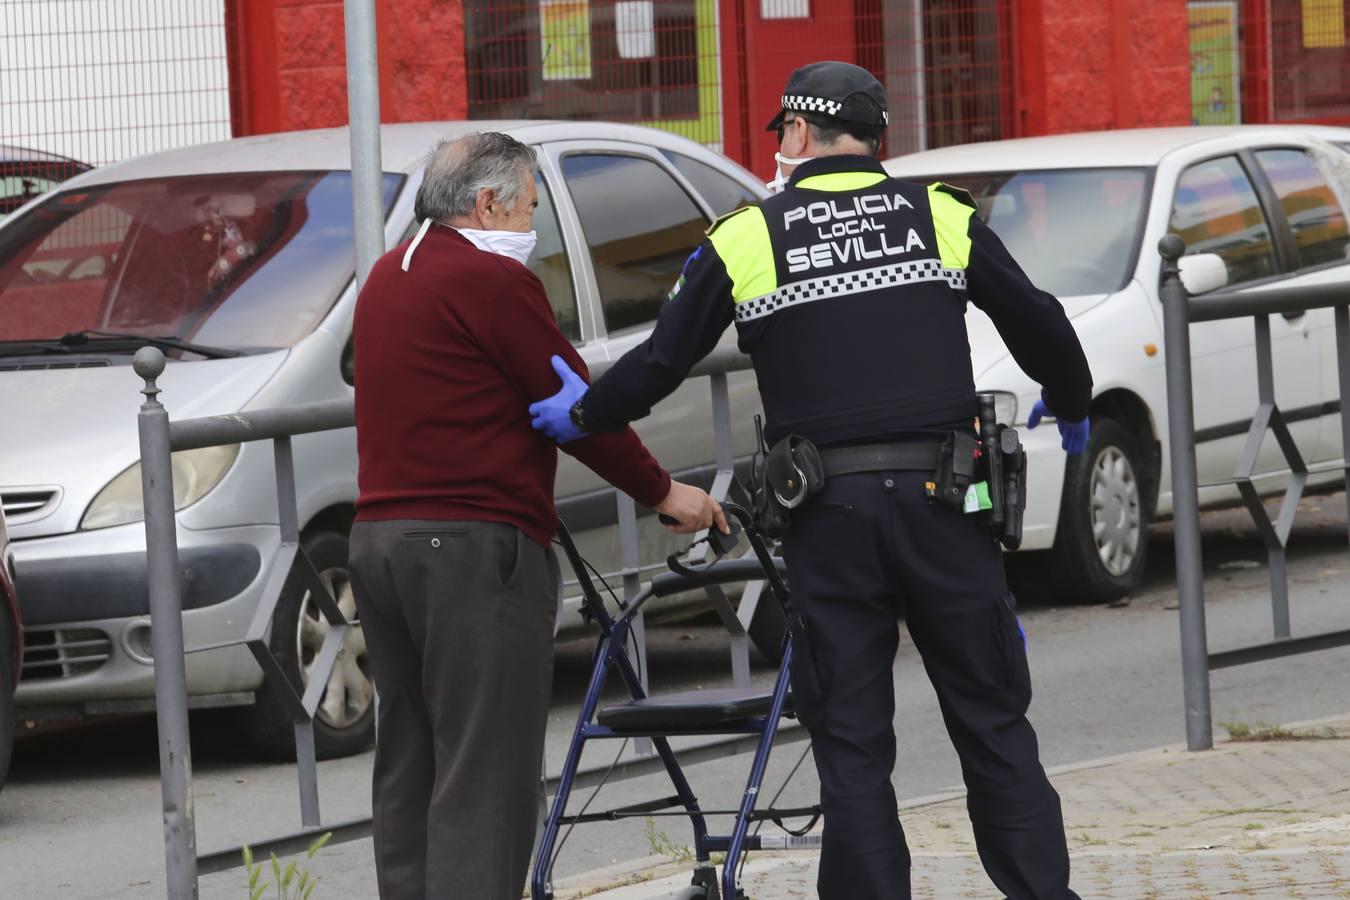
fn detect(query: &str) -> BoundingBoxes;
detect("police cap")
[765,61,888,132]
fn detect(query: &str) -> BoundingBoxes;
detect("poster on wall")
[1188,1,1241,125]
[540,0,592,81]
[1302,0,1347,49]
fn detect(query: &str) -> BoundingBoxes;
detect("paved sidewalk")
[557,716,1350,899]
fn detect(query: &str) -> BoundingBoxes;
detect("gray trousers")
[349,519,560,899]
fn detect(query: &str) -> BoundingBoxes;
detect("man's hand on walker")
[655,481,730,535]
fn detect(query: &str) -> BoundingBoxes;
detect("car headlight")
[80,444,241,530]
[979,391,1019,427]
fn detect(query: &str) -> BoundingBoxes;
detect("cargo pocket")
[788,615,827,731]
[993,593,1033,713]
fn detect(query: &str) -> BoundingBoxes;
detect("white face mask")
[766,152,816,194]
[400,219,538,271]
[456,227,538,265]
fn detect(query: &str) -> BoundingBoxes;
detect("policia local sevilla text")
[782,190,928,273]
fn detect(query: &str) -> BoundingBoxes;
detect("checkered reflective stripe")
[783,94,842,117]
[781,95,889,125]
[734,259,966,323]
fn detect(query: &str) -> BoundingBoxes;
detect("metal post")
[616,493,652,756]
[708,373,751,689]
[134,347,199,898]
[1336,306,1350,555]
[1158,236,1213,751]
[344,0,385,288]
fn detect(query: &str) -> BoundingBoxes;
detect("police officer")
[529,61,1091,900]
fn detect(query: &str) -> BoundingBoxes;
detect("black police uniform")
[572,65,1090,900]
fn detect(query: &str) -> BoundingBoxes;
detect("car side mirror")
[1177,253,1228,296]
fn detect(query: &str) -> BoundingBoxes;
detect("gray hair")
[414,132,537,223]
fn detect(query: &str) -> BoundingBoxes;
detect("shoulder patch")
[931,182,978,210]
[706,204,754,236]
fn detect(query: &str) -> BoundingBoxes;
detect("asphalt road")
[2,493,1350,898]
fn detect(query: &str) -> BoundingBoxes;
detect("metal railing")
[1159,235,1350,753]
[134,339,760,896]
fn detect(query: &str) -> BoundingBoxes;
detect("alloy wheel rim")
[1090,445,1141,577]
[295,568,372,730]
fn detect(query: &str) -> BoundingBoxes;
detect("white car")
[0,121,765,758]
[886,125,1350,602]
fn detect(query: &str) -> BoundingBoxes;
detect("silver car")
[0,121,766,758]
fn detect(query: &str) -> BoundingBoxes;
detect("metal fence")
[1189,0,1350,128]
[133,339,768,896]
[1159,235,1350,753]
[0,0,232,167]
[454,0,1014,166]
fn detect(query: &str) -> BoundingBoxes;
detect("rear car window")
[1169,156,1279,285]
[1254,148,1350,269]
[561,153,708,334]
[660,150,759,218]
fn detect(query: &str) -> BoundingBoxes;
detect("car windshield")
[0,171,402,351]
[923,168,1151,297]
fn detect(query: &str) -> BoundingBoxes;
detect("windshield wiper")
[59,330,244,359]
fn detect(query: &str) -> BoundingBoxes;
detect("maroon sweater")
[353,226,671,546]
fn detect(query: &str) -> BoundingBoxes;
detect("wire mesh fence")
[462,0,1014,169]
[0,0,233,168]
[1189,0,1350,127]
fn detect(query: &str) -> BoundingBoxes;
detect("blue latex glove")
[529,355,589,444]
[1027,398,1091,456]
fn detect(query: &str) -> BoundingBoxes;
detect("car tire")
[1047,417,1150,604]
[0,614,14,796]
[241,530,375,761]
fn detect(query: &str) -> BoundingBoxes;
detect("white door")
[1168,154,1323,493]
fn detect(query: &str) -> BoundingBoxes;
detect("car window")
[1169,156,1279,285]
[0,171,403,347]
[935,168,1149,296]
[660,150,759,218]
[1254,148,1350,270]
[528,171,580,341]
[560,153,709,334]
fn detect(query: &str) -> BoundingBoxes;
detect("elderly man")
[349,131,724,899]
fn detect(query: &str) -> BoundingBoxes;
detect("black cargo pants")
[349,519,560,900]
[783,471,1078,900]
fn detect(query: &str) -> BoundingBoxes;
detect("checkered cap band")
[734,259,967,323]
[781,94,889,125]
[783,94,842,117]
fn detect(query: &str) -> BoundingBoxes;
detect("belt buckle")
[773,459,809,509]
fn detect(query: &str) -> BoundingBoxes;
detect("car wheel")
[1048,417,1150,604]
[242,530,375,760]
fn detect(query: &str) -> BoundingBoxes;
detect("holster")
[752,434,825,538]
[924,431,980,511]
[974,393,1027,550]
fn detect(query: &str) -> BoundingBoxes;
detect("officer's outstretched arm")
[966,217,1093,423]
[576,240,736,431]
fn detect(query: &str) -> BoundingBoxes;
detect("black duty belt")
[819,442,944,479]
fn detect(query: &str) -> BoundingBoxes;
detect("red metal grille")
[1193,0,1350,127]
[462,0,1013,171]
[0,1,233,168]
[1268,0,1350,122]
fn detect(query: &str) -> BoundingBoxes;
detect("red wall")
[1017,0,1190,136]
[229,0,469,136]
